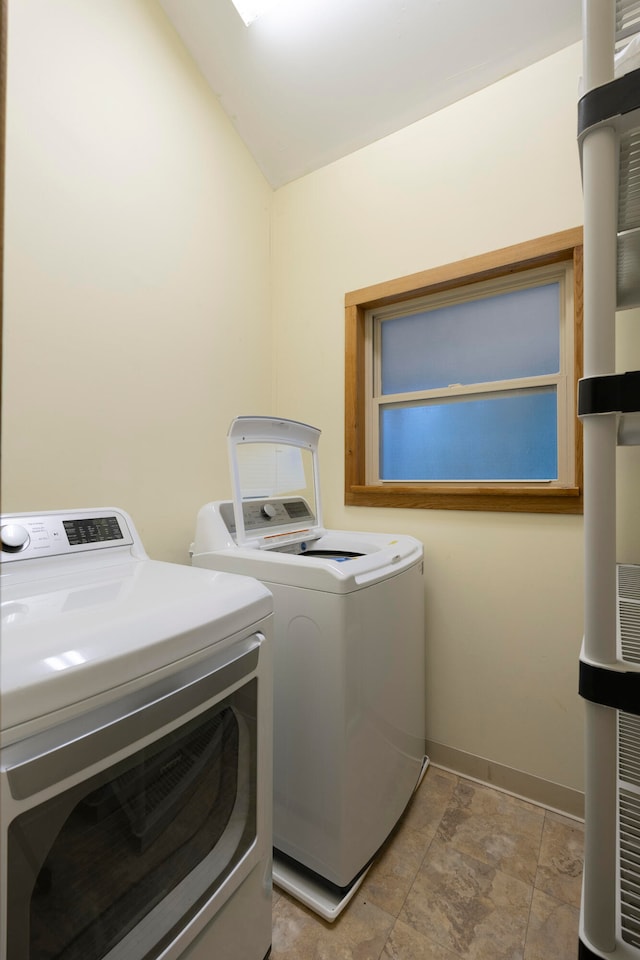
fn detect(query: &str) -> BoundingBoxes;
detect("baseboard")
[426,739,584,820]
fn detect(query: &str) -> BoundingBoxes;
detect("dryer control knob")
[261,503,277,519]
[1,523,30,553]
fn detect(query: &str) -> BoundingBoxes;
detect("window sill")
[345,484,583,514]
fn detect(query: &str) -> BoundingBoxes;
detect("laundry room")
[2,1,640,959]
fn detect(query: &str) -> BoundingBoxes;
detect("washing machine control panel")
[0,511,135,562]
[220,497,316,537]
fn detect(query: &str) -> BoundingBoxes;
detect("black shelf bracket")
[580,659,640,717]
[578,66,640,138]
[578,370,640,417]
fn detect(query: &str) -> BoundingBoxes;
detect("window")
[345,229,583,513]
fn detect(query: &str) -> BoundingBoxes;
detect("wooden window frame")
[344,228,584,514]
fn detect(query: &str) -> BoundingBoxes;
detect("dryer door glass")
[6,679,257,960]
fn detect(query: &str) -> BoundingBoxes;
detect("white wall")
[1,0,273,562]
[272,44,590,795]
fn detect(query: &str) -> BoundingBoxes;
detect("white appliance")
[191,416,427,920]
[0,507,273,960]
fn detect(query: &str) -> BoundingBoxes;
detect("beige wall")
[617,307,640,563]
[1,0,273,562]
[5,6,637,802]
[272,44,590,796]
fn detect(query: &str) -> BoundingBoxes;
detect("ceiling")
[160,0,582,188]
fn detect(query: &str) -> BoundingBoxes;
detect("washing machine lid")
[228,416,325,549]
[1,555,272,736]
[192,507,424,593]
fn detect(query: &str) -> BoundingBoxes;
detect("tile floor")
[271,765,584,960]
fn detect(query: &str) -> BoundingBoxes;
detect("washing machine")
[191,416,427,920]
[0,507,273,960]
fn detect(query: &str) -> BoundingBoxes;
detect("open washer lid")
[228,417,325,549]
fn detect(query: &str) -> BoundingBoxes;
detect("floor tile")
[401,766,458,840]
[524,888,580,960]
[437,778,545,885]
[361,824,428,917]
[382,917,462,959]
[534,812,584,908]
[361,765,454,917]
[270,770,584,960]
[399,838,532,960]
[271,891,394,960]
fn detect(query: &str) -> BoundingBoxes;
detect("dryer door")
[2,636,268,960]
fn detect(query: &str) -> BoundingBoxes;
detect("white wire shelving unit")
[578,1,640,957]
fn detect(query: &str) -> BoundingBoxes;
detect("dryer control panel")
[0,510,135,562]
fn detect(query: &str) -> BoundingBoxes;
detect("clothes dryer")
[1,507,273,960]
[191,417,427,920]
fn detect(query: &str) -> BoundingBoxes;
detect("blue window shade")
[380,389,558,481]
[380,283,560,394]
